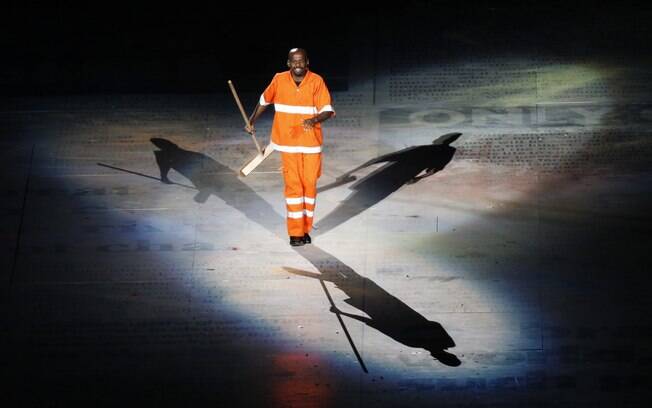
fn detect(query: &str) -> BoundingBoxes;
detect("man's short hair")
[288,48,308,60]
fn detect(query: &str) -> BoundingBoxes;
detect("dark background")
[3,3,355,95]
[3,2,650,96]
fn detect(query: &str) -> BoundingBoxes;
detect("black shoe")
[290,236,305,247]
[303,233,311,244]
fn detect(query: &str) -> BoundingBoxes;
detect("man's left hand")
[302,118,316,131]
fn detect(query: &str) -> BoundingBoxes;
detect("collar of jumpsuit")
[291,69,309,88]
[258,68,336,242]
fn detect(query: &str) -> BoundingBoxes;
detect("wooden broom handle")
[228,80,262,153]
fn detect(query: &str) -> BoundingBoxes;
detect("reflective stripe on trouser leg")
[300,153,321,234]
[281,151,322,237]
[281,152,306,237]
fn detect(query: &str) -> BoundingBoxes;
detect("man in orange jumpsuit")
[246,48,335,246]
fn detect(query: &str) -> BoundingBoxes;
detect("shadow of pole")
[317,278,369,373]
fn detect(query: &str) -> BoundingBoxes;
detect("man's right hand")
[244,123,255,135]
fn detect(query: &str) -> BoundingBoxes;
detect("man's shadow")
[152,138,233,204]
[150,137,284,233]
[314,132,461,237]
[147,137,459,367]
[287,245,461,367]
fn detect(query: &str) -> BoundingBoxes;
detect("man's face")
[288,52,308,76]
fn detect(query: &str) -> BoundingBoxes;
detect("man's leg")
[281,152,306,240]
[302,153,322,235]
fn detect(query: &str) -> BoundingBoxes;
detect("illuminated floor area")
[3,95,652,406]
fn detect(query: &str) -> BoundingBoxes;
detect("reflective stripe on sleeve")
[318,105,335,114]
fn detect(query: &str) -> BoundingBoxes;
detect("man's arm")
[245,103,268,134]
[303,111,334,130]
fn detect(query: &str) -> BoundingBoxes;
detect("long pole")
[227,80,262,154]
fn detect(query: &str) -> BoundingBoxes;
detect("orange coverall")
[260,70,335,236]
